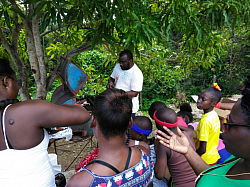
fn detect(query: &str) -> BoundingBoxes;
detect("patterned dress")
[78,147,153,187]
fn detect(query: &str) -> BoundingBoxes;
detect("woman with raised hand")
[157,75,250,186]
[67,88,153,187]
[0,59,91,187]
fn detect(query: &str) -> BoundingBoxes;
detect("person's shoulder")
[114,63,121,69]
[11,99,49,110]
[112,64,121,72]
[157,140,171,155]
[130,141,151,156]
[133,64,142,73]
[205,110,220,122]
[67,170,93,187]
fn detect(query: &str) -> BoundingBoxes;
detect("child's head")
[177,103,193,124]
[92,88,132,140]
[197,83,223,111]
[154,107,178,133]
[131,116,152,142]
[148,101,167,119]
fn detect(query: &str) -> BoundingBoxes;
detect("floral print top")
[78,147,153,187]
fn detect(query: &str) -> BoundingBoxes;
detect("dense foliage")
[0,0,249,109]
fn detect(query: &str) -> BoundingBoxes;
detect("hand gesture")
[157,126,190,155]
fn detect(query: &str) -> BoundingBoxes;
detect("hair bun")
[212,83,224,92]
[242,74,250,96]
[180,103,192,112]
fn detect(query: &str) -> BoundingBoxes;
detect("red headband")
[153,111,178,128]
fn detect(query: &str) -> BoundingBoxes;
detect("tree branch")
[0,26,10,32]
[11,23,23,47]
[53,30,69,52]
[230,18,241,50]
[0,28,11,53]
[32,8,47,99]
[161,34,182,47]
[102,41,117,57]
[9,0,25,22]
[65,41,92,60]
[140,53,178,62]
[40,24,72,38]
[58,27,69,62]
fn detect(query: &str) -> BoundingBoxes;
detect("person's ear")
[138,133,143,139]
[128,117,133,129]
[89,115,97,128]
[184,115,190,124]
[212,100,217,107]
[2,76,10,88]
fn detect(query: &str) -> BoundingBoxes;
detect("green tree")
[0,0,249,100]
[0,0,162,100]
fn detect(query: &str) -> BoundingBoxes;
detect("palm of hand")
[168,133,189,154]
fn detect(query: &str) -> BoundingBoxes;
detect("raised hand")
[106,82,114,89]
[157,126,190,155]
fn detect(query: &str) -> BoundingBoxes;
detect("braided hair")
[241,74,250,124]
[0,58,19,110]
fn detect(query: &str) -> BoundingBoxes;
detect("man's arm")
[126,90,139,98]
[106,77,115,89]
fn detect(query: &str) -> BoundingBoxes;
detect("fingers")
[159,140,170,148]
[157,130,170,139]
[176,127,184,136]
[107,83,114,89]
[162,126,175,136]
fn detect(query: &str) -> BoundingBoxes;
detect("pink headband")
[153,111,178,128]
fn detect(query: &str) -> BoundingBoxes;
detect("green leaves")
[33,1,47,17]
[10,8,27,19]
[24,0,42,4]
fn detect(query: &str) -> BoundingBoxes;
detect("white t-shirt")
[111,63,143,113]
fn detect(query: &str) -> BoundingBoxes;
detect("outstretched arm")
[157,126,209,175]
[20,100,91,129]
[126,90,139,98]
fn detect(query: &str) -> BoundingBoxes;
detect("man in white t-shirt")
[107,50,143,117]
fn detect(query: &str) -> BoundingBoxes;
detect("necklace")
[195,158,250,182]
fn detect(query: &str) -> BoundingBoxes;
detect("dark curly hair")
[92,88,132,140]
[148,101,167,119]
[241,74,250,124]
[0,58,19,109]
[0,58,15,78]
[177,103,193,123]
[119,50,133,61]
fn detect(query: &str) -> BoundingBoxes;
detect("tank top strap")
[86,160,120,174]
[1,104,13,149]
[86,147,132,174]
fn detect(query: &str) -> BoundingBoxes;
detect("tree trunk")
[0,24,30,101]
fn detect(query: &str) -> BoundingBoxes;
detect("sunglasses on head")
[223,122,250,131]
[1,75,23,89]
